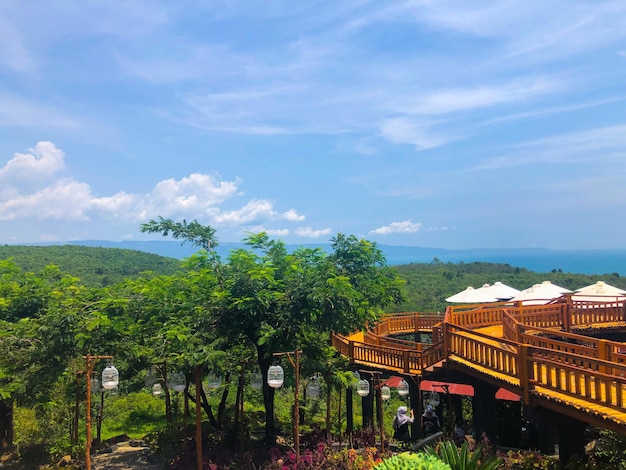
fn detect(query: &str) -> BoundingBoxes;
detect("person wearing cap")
[421,405,440,436]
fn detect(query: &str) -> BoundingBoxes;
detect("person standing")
[421,405,440,436]
[392,406,415,443]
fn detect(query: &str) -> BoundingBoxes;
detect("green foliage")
[425,440,502,470]
[497,449,558,469]
[375,452,451,469]
[585,429,626,469]
[0,244,181,287]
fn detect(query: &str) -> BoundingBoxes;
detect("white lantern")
[207,373,222,390]
[357,379,370,397]
[306,376,321,399]
[397,379,410,397]
[381,385,391,401]
[267,365,284,389]
[250,372,263,390]
[424,391,440,407]
[90,375,100,392]
[167,371,186,392]
[152,383,162,396]
[144,369,156,388]
[101,364,119,390]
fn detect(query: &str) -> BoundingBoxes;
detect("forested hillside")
[0,245,182,286]
[391,260,626,312]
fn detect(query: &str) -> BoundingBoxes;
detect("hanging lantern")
[250,372,263,390]
[207,373,222,390]
[144,368,156,388]
[306,376,321,399]
[90,374,100,392]
[167,371,186,392]
[101,364,119,390]
[152,382,162,396]
[357,379,370,397]
[267,365,284,389]
[423,391,440,407]
[381,385,391,401]
[351,371,360,390]
[397,379,410,397]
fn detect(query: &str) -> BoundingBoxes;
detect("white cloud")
[370,220,422,235]
[0,143,306,229]
[0,179,93,221]
[266,228,290,236]
[212,199,304,225]
[295,226,332,238]
[0,141,65,182]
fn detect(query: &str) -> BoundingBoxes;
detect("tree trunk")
[217,373,230,427]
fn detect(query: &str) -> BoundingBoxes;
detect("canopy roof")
[477,281,521,300]
[445,286,496,303]
[572,281,626,302]
[510,280,572,305]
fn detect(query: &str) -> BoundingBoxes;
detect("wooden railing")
[332,298,626,427]
[445,323,519,379]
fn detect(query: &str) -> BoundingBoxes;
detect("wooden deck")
[332,300,626,434]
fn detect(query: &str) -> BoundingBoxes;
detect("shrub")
[497,449,558,470]
[425,440,502,470]
[374,452,451,469]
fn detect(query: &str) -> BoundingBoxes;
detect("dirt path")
[91,441,165,469]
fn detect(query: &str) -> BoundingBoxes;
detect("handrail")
[331,298,626,429]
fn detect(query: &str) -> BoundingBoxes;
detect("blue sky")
[1,1,626,250]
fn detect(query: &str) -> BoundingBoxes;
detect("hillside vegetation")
[0,244,182,286]
[391,259,626,312]
[2,245,624,311]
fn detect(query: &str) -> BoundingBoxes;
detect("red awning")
[382,377,521,401]
[496,388,521,401]
[421,380,474,396]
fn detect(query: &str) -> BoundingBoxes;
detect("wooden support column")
[361,378,374,430]
[409,377,421,440]
[471,380,498,448]
[346,387,354,446]
[554,412,587,467]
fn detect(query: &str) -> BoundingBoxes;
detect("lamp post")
[359,370,385,453]
[83,355,116,470]
[268,350,301,460]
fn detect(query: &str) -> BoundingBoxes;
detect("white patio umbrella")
[572,281,626,302]
[477,282,521,301]
[510,281,572,305]
[446,286,497,303]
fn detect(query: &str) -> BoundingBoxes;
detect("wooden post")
[83,355,113,470]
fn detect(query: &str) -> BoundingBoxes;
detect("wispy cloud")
[295,226,332,238]
[474,124,626,171]
[0,94,83,128]
[401,79,560,115]
[0,18,36,72]
[380,118,455,150]
[370,220,422,235]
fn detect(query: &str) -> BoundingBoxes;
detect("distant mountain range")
[16,240,626,275]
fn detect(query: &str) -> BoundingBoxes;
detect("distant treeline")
[391,259,626,312]
[0,244,182,286]
[2,245,624,311]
